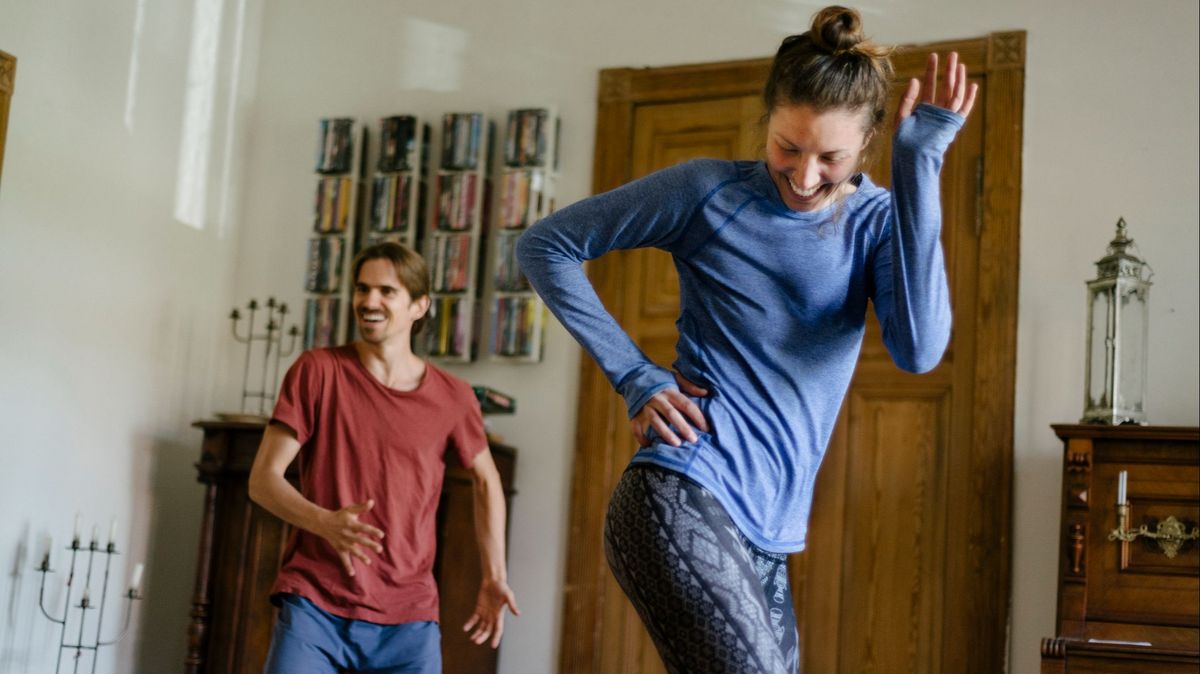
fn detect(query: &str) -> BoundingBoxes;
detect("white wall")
[0,0,261,671]
[1,0,1195,673]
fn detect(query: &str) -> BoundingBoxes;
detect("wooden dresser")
[1041,424,1199,673]
[185,420,517,674]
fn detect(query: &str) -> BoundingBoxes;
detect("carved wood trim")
[988,32,1026,70]
[0,51,14,93]
[185,481,217,673]
[1069,522,1087,576]
[1068,485,1089,507]
[1067,439,1094,473]
[1041,636,1067,658]
[1054,424,1200,442]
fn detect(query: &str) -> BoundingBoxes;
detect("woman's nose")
[794,156,822,190]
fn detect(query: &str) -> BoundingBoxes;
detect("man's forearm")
[249,470,330,535]
[472,467,508,583]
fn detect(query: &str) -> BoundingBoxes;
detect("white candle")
[108,518,117,545]
[90,524,99,546]
[43,536,53,569]
[73,514,81,542]
[130,563,144,593]
[1117,470,1128,506]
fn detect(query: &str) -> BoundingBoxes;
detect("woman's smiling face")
[764,103,871,212]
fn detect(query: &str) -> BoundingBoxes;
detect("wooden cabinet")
[1041,424,1199,673]
[185,420,516,674]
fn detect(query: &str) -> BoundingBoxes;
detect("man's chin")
[356,327,383,344]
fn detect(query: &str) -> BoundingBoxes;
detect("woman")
[517,6,976,672]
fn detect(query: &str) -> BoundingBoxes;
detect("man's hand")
[463,578,520,648]
[630,371,710,447]
[315,499,385,577]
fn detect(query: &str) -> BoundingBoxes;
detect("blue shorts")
[263,593,441,674]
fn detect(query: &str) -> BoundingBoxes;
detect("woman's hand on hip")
[630,372,710,448]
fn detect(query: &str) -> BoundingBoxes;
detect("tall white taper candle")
[130,563,144,593]
[1117,470,1128,505]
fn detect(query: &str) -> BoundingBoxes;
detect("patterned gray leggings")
[604,464,799,674]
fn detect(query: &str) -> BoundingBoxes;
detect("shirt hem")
[270,587,440,626]
[627,454,807,554]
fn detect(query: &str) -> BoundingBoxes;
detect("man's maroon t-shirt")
[268,345,487,624]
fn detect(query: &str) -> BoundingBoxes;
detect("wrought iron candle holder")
[230,297,300,417]
[1108,470,1200,559]
[34,524,144,674]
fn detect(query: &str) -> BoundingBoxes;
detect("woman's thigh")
[604,465,795,674]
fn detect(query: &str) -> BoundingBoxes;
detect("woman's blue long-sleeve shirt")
[517,104,962,552]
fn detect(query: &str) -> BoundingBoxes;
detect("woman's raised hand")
[895,51,979,127]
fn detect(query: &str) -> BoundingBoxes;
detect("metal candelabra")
[230,297,300,416]
[35,528,143,674]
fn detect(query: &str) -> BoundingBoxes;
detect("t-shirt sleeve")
[270,350,325,445]
[448,383,488,467]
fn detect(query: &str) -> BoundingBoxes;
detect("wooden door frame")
[558,32,1025,672]
[0,50,16,186]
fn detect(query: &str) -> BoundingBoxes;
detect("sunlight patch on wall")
[216,0,250,240]
[396,18,466,93]
[174,0,226,231]
[123,0,148,132]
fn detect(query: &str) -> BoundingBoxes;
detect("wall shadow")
[133,432,205,674]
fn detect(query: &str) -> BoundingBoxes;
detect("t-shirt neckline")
[340,344,431,397]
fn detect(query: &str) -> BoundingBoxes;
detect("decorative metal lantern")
[1082,218,1152,424]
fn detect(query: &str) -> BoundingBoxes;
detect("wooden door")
[558,34,1024,674]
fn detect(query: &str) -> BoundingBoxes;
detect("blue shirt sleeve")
[871,103,963,373]
[516,160,726,417]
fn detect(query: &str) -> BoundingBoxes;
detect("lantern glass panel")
[1116,284,1146,412]
[1088,288,1112,409]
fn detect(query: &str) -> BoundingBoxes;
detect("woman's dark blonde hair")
[763,6,894,136]
[352,241,431,335]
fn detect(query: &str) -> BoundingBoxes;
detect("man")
[249,241,518,673]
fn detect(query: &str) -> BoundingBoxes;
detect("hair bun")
[810,6,865,55]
